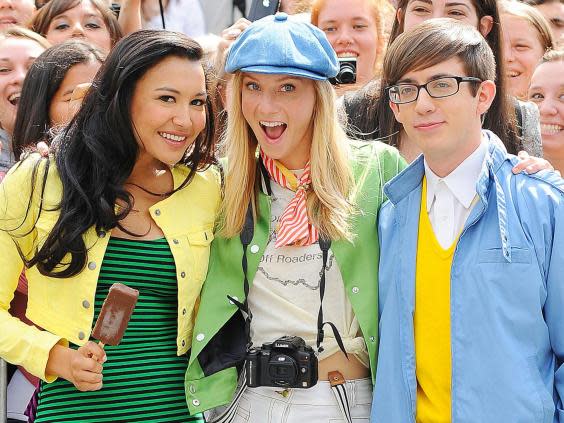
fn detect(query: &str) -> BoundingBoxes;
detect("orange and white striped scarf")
[260,150,319,248]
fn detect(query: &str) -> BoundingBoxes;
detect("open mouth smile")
[159,131,187,143]
[541,123,563,135]
[7,92,20,106]
[260,120,287,142]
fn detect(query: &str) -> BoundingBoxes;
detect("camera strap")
[227,204,255,350]
[317,237,348,359]
[158,0,166,29]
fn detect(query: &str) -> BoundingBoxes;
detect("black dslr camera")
[329,58,357,85]
[246,336,318,388]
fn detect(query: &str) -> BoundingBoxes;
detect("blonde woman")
[184,12,404,423]
[500,0,555,100]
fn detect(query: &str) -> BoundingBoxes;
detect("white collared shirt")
[424,140,487,249]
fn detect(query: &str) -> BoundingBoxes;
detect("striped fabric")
[260,150,318,247]
[34,237,203,423]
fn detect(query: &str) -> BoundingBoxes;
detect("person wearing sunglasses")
[373,19,564,423]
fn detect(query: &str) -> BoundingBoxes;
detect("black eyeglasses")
[386,76,483,105]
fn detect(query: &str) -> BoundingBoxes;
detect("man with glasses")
[371,19,564,423]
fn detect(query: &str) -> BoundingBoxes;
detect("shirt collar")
[424,137,487,212]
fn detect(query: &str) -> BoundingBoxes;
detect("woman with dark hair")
[30,0,122,52]
[343,0,544,161]
[0,30,218,422]
[12,40,104,158]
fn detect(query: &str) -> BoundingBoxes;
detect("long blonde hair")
[220,72,354,242]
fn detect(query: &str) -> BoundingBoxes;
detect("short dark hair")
[383,19,496,87]
[379,0,521,153]
[12,40,104,158]
[375,19,525,153]
[376,20,496,146]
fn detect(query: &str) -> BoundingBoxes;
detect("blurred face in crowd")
[316,0,379,84]
[528,61,564,167]
[241,73,316,170]
[534,1,564,47]
[404,0,493,36]
[389,57,495,175]
[49,60,101,127]
[501,13,546,100]
[0,37,45,135]
[44,0,112,52]
[130,56,207,167]
[401,0,494,37]
[0,0,35,30]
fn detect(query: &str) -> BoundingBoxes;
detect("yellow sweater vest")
[415,178,458,423]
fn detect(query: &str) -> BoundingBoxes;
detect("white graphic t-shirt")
[247,180,368,366]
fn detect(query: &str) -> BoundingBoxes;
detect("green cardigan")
[185,141,406,414]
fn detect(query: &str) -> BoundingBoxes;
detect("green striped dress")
[34,237,204,423]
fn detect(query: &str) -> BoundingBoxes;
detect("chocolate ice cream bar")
[92,283,139,347]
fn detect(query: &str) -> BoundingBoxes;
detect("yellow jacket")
[0,155,220,381]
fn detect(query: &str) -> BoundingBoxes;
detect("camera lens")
[268,354,298,386]
[339,64,355,84]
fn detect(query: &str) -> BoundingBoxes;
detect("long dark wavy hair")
[12,40,105,158]
[19,30,215,278]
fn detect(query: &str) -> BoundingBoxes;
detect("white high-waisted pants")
[231,377,372,423]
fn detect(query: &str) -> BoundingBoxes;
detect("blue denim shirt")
[372,131,564,423]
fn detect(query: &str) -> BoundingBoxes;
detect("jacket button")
[154,209,161,216]
[173,238,179,244]
[196,333,205,342]
[192,399,200,407]
[352,287,359,294]
[369,336,375,342]
[82,300,90,309]
[182,308,187,315]
[189,385,196,394]
[98,231,106,238]
[180,271,186,278]
[182,339,186,347]
[78,331,85,340]
[88,262,96,270]
[250,245,259,254]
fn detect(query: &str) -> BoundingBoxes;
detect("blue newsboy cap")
[225,12,339,81]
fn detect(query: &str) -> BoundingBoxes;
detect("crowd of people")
[0,0,563,422]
